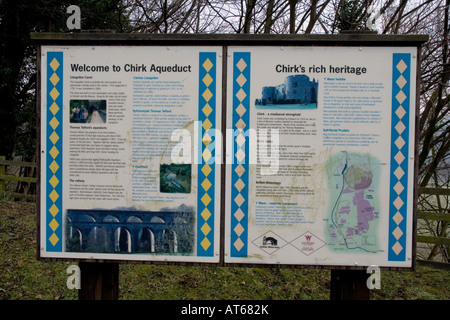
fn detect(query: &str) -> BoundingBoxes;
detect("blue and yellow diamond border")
[388,53,411,261]
[46,52,63,252]
[197,52,217,257]
[230,52,251,258]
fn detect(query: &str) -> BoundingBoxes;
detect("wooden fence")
[418,187,450,245]
[417,187,450,264]
[0,156,448,263]
[0,156,37,201]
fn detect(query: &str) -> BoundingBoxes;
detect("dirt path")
[90,110,105,123]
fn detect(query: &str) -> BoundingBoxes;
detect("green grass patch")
[0,200,449,300]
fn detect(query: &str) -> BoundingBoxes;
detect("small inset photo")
[160,164,192,194]
[70,99,107,123]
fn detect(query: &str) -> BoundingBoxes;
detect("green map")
[325,152,382,254]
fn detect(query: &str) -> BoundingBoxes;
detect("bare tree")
[125,0,449,189]
[128,0,211,33]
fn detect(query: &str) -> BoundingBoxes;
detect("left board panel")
[39,46,222,263]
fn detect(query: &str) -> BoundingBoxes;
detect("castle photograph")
[255,75,318,109]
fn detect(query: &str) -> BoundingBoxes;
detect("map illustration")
[325,152,382,253]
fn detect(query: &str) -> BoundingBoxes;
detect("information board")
[36,34,423,269]
[39,45,222,263]
[225,46,417,268]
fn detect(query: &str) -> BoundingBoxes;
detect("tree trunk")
[289,0,296,34]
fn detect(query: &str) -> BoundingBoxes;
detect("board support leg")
[330,269,370,300]
[78,262,119,300]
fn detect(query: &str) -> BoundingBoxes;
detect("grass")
[0,200,449,300]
